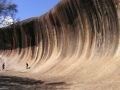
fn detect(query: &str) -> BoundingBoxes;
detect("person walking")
[2,63,5,70]
[26,63,30,69]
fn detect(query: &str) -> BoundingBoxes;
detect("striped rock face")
[0,0,120,88]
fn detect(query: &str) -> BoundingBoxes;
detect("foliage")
[0,0,17,27]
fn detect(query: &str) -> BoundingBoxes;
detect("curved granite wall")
[0,0,119,84]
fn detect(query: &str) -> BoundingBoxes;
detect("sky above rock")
[11,0,60,20]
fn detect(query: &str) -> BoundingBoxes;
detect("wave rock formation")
[0,0,120,88]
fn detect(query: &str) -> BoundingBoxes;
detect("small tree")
[0,0,17,27]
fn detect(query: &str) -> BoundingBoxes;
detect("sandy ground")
[0,75,120,90]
